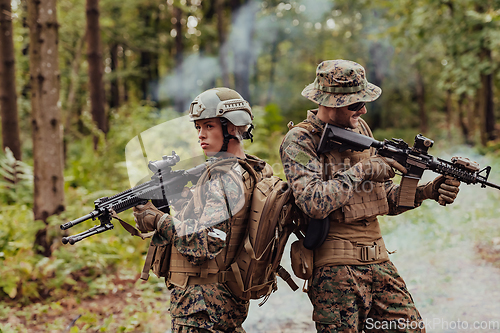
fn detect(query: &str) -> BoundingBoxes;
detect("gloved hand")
[170,187,193,212]
[351,156,407,182]
[420,175,461,205]
[133,201,164,232]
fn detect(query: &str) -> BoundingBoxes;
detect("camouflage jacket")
[280,110,427,244]
[154,154,269,329]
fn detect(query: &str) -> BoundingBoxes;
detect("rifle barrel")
[481,180,500,191]
[60,210,99,230]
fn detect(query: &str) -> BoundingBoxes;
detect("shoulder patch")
[295,151,311,166]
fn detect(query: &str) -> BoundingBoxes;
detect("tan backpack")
[135,159,303,305]
[223,161,302,305]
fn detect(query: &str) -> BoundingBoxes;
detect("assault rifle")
[60,152,206,245]
[303,124,500,250]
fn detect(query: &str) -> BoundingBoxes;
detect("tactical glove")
[133,201,164,232]
[351,156,407,183]
[170,187,193,212]
[419,175,460,205]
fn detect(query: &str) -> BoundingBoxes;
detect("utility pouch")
[303,217,330,250]
[290,239,313,280]
[140,233,171,281]
[151,244,171,278]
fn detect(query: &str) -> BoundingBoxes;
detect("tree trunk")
[27,0,65,257]
[122,45,129,103]
[457,93,472,145]
[109,42,120,109]
[475,89,486,146]
[86,0,107,147]
[0,0,22,160]
[173,5,185,113]
[445,90,453,140]
[481,52,495,142]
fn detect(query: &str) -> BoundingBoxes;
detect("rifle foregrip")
[303,217,330,250]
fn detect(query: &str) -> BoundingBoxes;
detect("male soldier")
[280,60,461,332]
[133,87,273,332]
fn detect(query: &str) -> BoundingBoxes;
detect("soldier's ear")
[227,122,236,135]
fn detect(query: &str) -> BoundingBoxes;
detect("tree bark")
[27,0,65,257]
[86,0,107,147]
[122,45,129,103]
[481,54,495,141]
[457,93,471,145]
[109,42,120,109]
[0,0,22,160]
[445,90,452,140]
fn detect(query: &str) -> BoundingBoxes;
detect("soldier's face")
[195,118,224,156]
[319,104,367,129]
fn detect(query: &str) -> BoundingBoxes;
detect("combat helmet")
[189,87,254,151]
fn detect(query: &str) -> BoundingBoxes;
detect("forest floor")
[1,236,499,333]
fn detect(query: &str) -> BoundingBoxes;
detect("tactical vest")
[167,156,270,289]
[291,117,389,266]
[292,118,389,223]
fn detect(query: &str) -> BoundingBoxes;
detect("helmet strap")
[219,118,238,152]
[242,124,254,143]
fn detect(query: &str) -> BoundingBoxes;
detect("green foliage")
[0,148,33,206]
[0,102,169,304]
[477,139,500,156]
[245,105,287,177]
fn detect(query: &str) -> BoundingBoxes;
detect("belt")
[314,237,389,267]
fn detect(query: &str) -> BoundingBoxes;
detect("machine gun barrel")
[60,211,99,230]
[60,152,207,244]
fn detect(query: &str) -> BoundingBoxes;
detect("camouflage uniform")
[153,155,269,333]
[280,60,426,333]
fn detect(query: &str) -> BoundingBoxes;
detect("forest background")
[1,0,500,332]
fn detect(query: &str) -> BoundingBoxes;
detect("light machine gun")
[60,152,205,245]
[303,124,500,250]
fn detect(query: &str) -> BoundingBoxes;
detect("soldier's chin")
[349,117,360,129]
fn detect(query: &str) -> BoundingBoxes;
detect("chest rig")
[292,118,389,224]
[167,157,264,289]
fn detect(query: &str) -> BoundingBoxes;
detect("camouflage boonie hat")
[301,60,382,108]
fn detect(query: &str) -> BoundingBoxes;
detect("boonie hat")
[301,60,382,108]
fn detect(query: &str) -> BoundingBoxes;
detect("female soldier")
[133,87,272,333]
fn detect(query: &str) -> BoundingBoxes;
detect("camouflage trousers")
[169,283,249,333]
[171,311,246,333]
[308,261,425,333]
